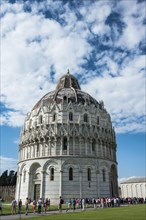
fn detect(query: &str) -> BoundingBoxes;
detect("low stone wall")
[0,186,16,202]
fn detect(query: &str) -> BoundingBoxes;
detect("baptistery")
[16,71,118,203]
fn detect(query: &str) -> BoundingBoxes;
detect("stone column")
[131,185,133,197]
[44,141,48,157]
[48,138,51,156]
[31,145,34,158]
[19,149,21,161]
[96,170,99,197]
[60,137,63,155]
[26,145,28,159]
[18,173,22,200]
[30,145,32,158]
[35,144,37,158]
[105,145,107,158]
[18,148,21,161]
[73,136,75,155]
[97,171,100,197]
[54,137,57,156]
[79,170,82,199]
[23,147,25,160]
[100,143,102,158]
[40,144,42,157]
[21,148,23,160]
[90,139,92,155]
[28,145,30,158]
[42,142,45,156]
[107,145,110,159]
[40,171,45,198]
[67,137,70,155]
[79,137,82,155]
[85,138,87,155]
[27,145,29,158]
[111,148,114,160]
[135,185,138,197]
[59,169,63,196]
[27,172,31,197]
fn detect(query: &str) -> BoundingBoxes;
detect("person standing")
[0,197,3,215]
[43,198,49,214]
[11,199,17,215]
[82,198,85,210]
[32,200,37,214]
[47,199,50,210]
[58,196,63,213]
[72,198,76,211]
[37,198,42,214]
[18,199,22,214]
[66,199,71,212]
[25,197,29,215]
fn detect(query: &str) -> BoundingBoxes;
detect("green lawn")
[2,204,145,220]
[1,203,62,215]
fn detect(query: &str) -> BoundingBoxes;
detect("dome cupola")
[55,70,81,91]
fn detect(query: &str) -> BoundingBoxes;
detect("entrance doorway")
[34,184,40,200]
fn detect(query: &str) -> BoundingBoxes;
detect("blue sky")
[0,0,145,182]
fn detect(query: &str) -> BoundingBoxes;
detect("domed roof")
[56,70,81,90]
[32,71,100,110]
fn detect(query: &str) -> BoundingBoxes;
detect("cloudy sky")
[0,0,145,182]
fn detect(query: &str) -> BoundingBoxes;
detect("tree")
[0,170,17,186]
[0,170,8,186]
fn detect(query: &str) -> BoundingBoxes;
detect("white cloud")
[1,1,92,121]
[81,1,111,36]
[0,156,18,175]
[0,0,145,133]
[82,55,145,133]
[117,1,145,49]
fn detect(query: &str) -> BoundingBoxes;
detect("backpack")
[61,199,64,204]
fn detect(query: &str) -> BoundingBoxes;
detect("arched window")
[87,168,91,181]
[63,96,67,102]
[69,112,73,121]
[102,169,106,182]
[63,137,67,150]
[97,116,99,124]
[50,168,54,181]
[53,113,56,122]
[69,167,73,181]
[39,115,42,124]
[92,140,96,152]
[84,113,88,122]
[37,145,39,155]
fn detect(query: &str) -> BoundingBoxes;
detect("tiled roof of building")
[32,71,104,111]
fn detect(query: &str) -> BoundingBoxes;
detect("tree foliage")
[0,170,17,186]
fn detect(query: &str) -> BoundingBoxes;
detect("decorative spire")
[67,69,70,75]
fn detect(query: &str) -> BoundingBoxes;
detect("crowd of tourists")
[10,197,50,215]
[64,196,146,211]
[0,196,145,215]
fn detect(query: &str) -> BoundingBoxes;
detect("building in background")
[120,177,146,198]
[15,72,118,203]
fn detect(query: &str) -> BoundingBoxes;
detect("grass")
[20,205,146,220]
[1,203,63,215]
[1,203,93,215]
[1,204,146,220]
